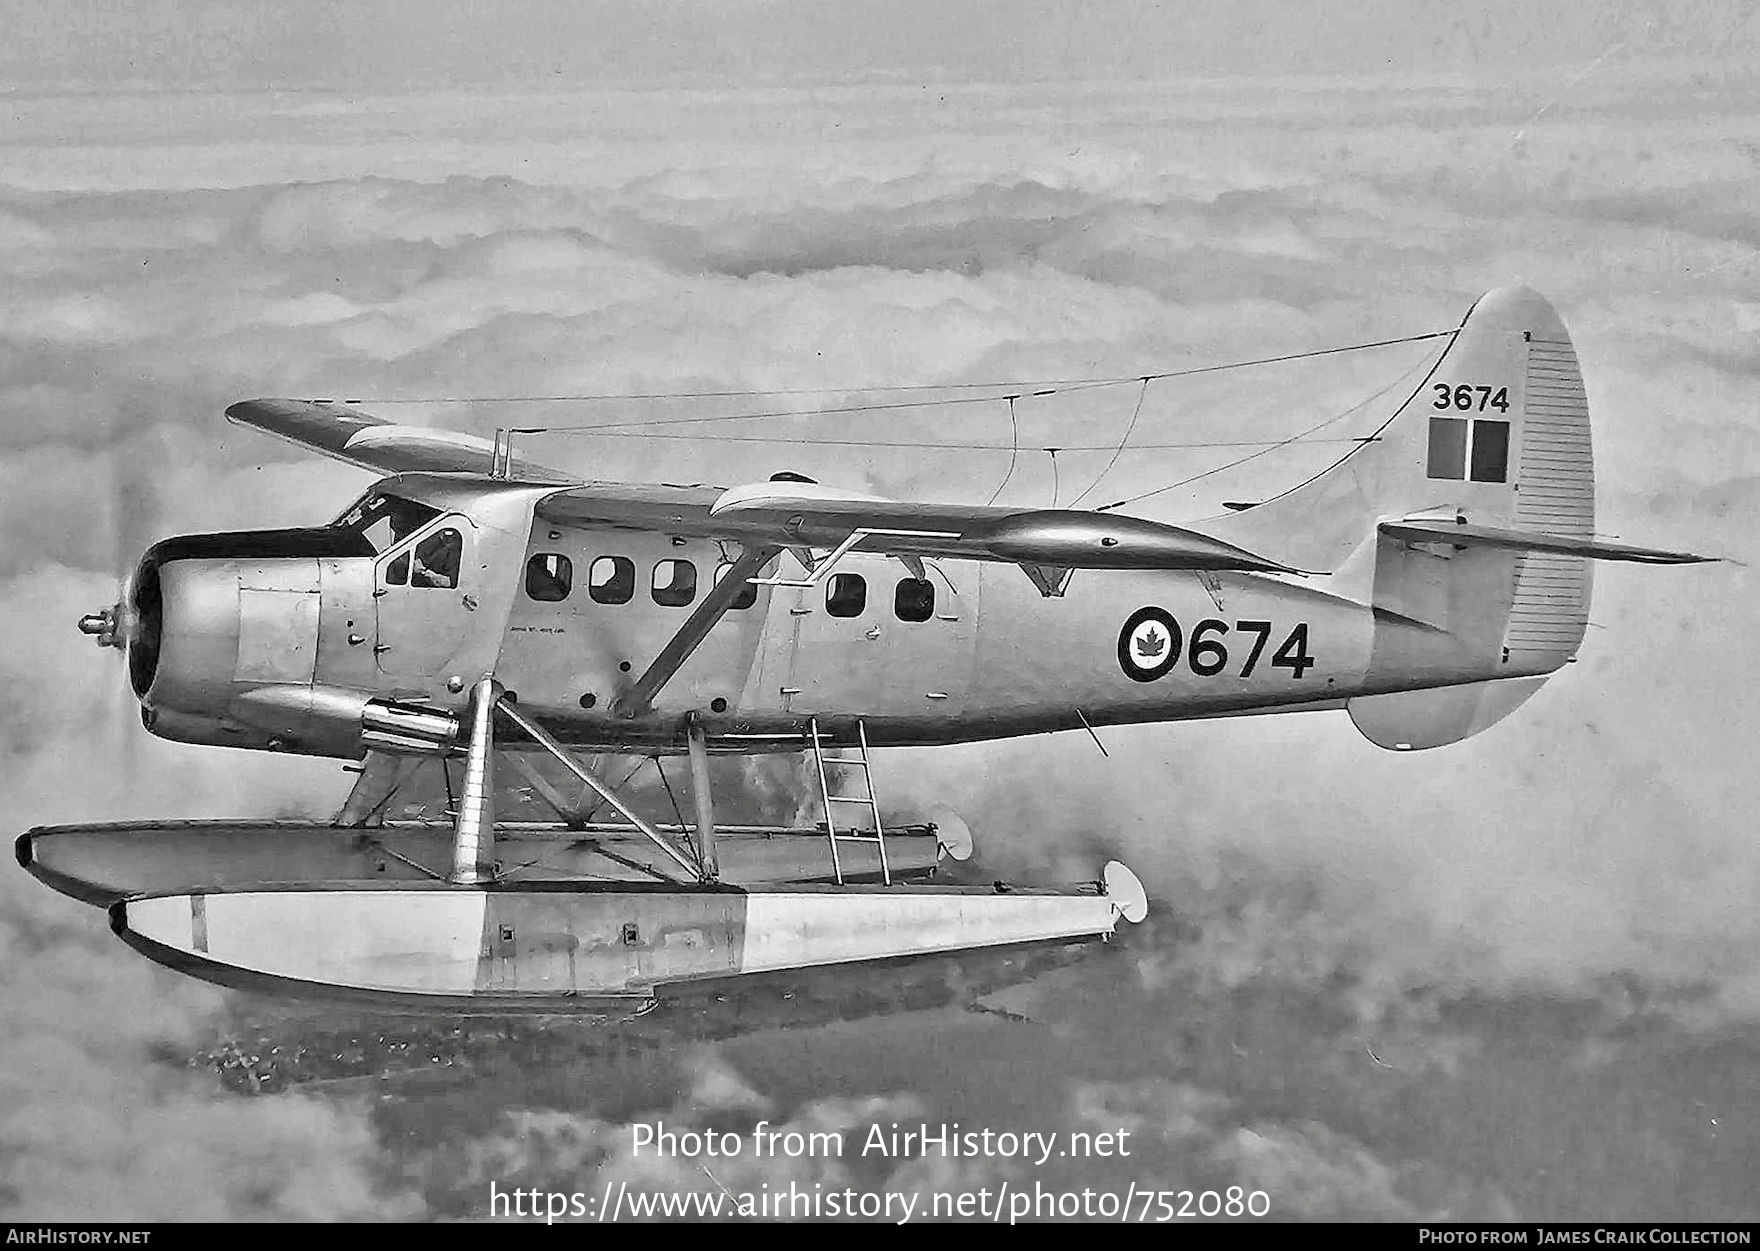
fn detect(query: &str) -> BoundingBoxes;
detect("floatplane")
[19,287,1712,1010]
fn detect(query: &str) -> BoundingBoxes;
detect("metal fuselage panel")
[495,526,771,716]
[496,529,991,731]
[486,516,1524,751]
[970,564,1373,723]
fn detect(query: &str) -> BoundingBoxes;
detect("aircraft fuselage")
[128,482,1540,759]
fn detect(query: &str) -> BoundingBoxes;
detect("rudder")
[1501,322,1594,668]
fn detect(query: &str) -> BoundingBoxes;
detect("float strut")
[450,676,500,884]
[494,696,704,882]
[686,713,719,881]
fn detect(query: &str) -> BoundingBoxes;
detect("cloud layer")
[2,65,1757,1220]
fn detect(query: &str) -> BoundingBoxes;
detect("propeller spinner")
[78,601,129,649]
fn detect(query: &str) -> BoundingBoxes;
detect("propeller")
[78,420,171,769]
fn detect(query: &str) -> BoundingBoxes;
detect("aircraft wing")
[1381,520,1717,565]
[225,399,577,483]
[228,403,1296,575]
[538,481,1300,574]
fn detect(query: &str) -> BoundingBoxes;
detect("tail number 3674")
[1118,610,1314,683]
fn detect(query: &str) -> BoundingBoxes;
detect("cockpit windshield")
[333,491,442,554]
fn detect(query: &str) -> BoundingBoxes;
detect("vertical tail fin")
[1206,286,1593,575]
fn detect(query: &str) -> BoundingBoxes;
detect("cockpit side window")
[411,528,462,589]
[336,491,442,554]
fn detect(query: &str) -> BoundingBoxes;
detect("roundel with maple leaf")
[1117,607,1182,683]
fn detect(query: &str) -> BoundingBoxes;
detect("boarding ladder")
[810,718,891,886]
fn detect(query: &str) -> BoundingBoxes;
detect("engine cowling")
[107,528,386,757]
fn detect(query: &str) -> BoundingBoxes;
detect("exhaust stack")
[360,701,461,755]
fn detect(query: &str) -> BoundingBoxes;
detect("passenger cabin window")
[411,528,462,589]
[525,553,572,602]
[713,562,758,610]
[895,577,934,622]
[652,559,697,607]
[589,556,635,605]
[337,491,441,554]
[826,572,866,618]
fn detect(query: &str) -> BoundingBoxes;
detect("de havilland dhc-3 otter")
[18,287,1716,1011]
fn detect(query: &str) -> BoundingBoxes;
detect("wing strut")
[335,751,425,827]
[613,544,783,720]
[503,752,589,829]
[685,714,720,882]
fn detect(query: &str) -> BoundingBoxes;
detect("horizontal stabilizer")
[1381,520,1716,565]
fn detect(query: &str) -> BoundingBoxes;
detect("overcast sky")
[2,0,1758,1225]
[4,0,1758,91]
